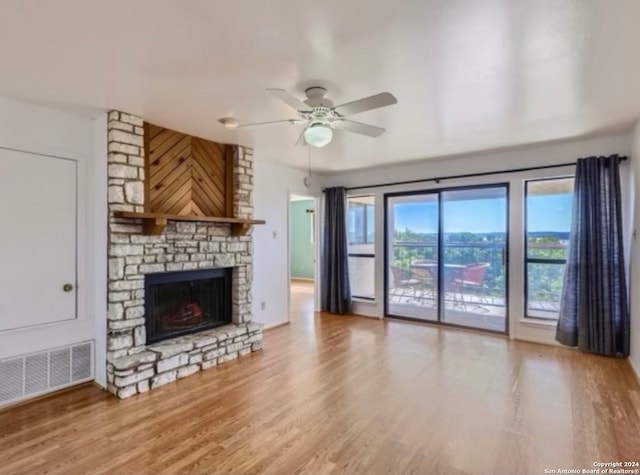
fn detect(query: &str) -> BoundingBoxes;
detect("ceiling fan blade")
[335,120,385,137]
[266,88,313,112]
[236,119,306,128]
[295,128,307,147]
[333,92,397,116]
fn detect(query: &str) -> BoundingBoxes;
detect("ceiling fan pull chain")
[304,147,312,188]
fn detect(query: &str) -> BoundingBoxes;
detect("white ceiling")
[1,0,640,173]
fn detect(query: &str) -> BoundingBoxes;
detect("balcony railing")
[390,240,566,318]
[348,240,566,318]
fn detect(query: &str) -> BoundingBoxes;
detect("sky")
[527,194,573,232]
[392,193,572,234]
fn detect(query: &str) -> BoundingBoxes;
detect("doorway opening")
[289,194,317,322]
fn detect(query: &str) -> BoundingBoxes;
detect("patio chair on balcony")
[410,260,437,302]
[450,262,491,312]
[390,266,423,303]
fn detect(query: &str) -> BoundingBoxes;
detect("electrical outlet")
[261,301,266,310]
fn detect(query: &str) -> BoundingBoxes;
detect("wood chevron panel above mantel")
[145,123,233,217]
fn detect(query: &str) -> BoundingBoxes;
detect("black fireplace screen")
[145,268,232,344]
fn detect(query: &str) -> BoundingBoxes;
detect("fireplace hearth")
[145,268,232,344]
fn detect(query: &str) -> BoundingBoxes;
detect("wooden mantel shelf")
[114,211,266,236]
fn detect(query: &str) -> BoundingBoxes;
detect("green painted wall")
[290,199,315,279]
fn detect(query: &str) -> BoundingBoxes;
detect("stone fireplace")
[105,111,263,399]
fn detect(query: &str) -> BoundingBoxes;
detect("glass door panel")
[441,186,508,332]
[386,193,439,321]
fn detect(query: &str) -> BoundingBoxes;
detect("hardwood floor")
[290,279,314,322]
[1,296,639,474]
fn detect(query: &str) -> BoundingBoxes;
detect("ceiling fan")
[220,87,397,148]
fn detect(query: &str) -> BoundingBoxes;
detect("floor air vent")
[0,341,93,406]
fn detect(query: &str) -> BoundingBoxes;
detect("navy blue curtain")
[321,187,352,314]
[556,155,630,356]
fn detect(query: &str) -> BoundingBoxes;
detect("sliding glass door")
[386,184,508,333]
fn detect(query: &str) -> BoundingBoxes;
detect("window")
[347,200,374,244]
[525,177,574,320]
[347,196,375,300]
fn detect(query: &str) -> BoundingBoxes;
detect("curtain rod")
[328,156,628,192]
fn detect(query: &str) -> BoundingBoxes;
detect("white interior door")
[0,149,77,331]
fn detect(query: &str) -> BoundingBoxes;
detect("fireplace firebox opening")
[144,268,232,344]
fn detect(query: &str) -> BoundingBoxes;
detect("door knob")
[63,283,74,292]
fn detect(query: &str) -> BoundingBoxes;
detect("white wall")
[323,133,632,345]
[90,113,108,387]
[0,97,104,382]
[252,161,321,329]
[628,123,640,380]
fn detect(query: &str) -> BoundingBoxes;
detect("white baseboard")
[351,300,382,319]
[629,357,640,387]
[513,335,563,347]
[262,320,290,331]
[355,313,384,320]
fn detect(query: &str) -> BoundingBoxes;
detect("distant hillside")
[527,231,570,240]
[394,230,570,242]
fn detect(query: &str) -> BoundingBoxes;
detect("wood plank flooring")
[290,279,314,322]
[1,283,639,474]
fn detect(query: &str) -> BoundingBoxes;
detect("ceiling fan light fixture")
[218,117,239,129]
[304,124,332,148]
